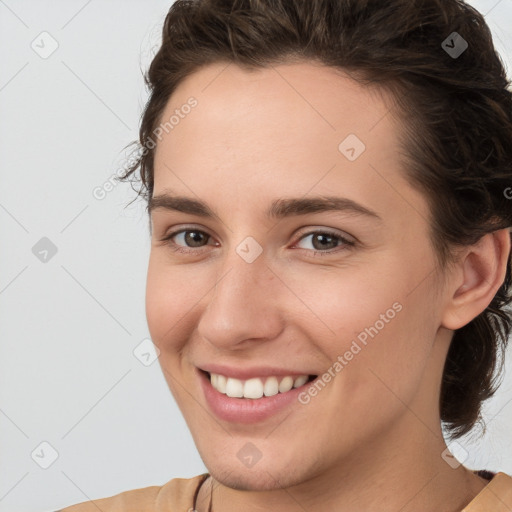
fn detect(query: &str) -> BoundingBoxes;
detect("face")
[146,61,450,490]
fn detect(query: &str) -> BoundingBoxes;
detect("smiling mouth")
[203,371,317,399]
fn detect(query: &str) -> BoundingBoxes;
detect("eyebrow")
[148,193,382,222]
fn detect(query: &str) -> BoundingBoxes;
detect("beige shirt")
[57,471,512,511]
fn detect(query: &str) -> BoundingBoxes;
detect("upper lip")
[198,364,316,380]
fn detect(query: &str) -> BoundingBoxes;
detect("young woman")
[59,0,512,510]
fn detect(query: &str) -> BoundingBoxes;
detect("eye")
[159,227,355,256]
[160,228,216,254]
[294,229,355,255]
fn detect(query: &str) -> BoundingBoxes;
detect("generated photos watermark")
[298,301,403,404]
[92,96,198,201]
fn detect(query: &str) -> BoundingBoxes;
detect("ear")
[441,228,511,331]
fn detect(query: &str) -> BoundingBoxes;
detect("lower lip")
[198,370,312,424]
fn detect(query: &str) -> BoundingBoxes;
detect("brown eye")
[179,230,209,248]
[295,230,355,255]
[161,229,214,253]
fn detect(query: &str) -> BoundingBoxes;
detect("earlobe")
[441,228,511,331]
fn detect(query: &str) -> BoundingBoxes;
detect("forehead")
[151,61,429,224]
[154,61,395,156]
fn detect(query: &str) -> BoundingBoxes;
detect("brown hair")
[119,0,512,441]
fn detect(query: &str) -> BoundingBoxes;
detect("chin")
[207,462,309,492]
[213,470,286,491]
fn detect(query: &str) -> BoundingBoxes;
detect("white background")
[0,1,511,511]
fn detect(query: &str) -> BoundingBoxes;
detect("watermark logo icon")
[32,237,58,263]
[442,32,468,59]
[133,338,160,366]
[441,441,469,469]
[338,134,366,161]
[31,441,59,469]
[237,442,262,468]
[236,237,263,263]
[31,31,59,59]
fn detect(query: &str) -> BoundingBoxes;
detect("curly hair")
[118,0,512,441]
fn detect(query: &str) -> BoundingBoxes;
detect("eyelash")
[159,227,355,257]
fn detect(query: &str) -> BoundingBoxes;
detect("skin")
[145,61,511,512]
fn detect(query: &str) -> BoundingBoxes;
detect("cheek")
[287,264,403,347]
[302,264,437,394]
[333,294,437,422]
[145,255,200,349]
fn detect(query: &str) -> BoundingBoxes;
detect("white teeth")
[225,377,244,398]
[263,376,279,397]
[278,376,294,393]
[209,373,310,399]
[293,375,308,388]
[244,378,264,399]
[216,374,227,393]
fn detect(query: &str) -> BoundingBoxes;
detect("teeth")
[263,376,279,397]
[209,373,310,399]
[293,375,308,388]
[278,376,294,393]
[244,378,264,399]
[216,374,227,393]
[225,377,244,398]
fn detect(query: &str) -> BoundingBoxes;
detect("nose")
[196,252,285,350]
